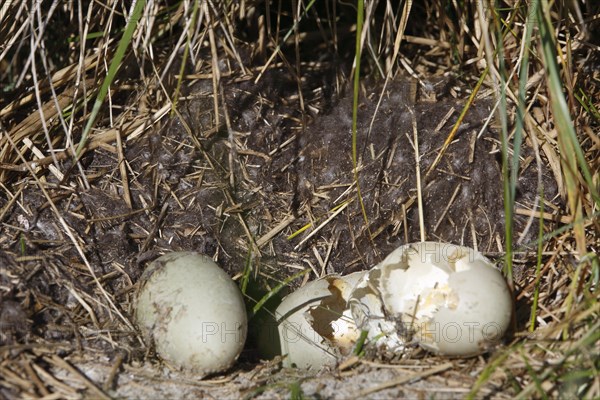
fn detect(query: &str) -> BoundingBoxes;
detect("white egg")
[349,242,512,357]
[135,252,247,374]
[275,271,366,369]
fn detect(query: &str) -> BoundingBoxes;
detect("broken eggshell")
[274,271,366,369]
[135,252,247,374]
[349,242,512,357]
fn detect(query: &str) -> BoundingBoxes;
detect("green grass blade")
[240,247,253,295]
[493,7,513,283]
[537,0,599,254]
[536,15,600,207]
[250,268,309,317]
[529,187,544,332]
[523,354,549,400]
[289,381,305,400]
[511,1,539,222]
[352,329,368,356]
[574,88,600,120]
[351,0,371,234]
[76,0,146,156]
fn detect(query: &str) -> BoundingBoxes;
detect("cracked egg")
[275,271,366,369]
[349,242,513,357]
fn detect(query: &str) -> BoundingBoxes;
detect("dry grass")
[0,0,598,398]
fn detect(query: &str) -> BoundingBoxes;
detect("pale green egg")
[135,252,247,374]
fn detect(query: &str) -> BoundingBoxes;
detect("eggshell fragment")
[135,252,247,374]
[275,271,366,369]
[349,242,512,357]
